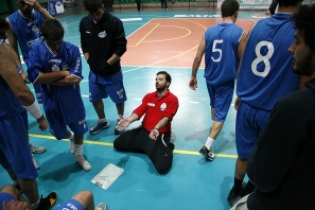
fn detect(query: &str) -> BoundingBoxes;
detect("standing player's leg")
[89,81,110,135]
[69,121,91,172]
[200,81,234,160]
[1,113,57,209]
[106,71,127,135]
[227,101,260,206]
[29,84,46,155]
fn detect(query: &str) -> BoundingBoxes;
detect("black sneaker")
[36,192,57,210]
[227,182,246,207]
[199,146,214,161]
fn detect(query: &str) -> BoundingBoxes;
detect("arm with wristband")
[0,41,48,131]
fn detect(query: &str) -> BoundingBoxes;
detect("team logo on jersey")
[27,20,37,27]
[52,64,60,72]
[98,30,107,38]
[160,103,167,111]
[26,36,44,47]
[32,25,39,33]
[48,59,62,63]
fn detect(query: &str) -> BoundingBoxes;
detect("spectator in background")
[265,0,278,15]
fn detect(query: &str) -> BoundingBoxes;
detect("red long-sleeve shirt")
[133,90,179,133]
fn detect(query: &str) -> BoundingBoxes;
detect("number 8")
[251,41,274,77]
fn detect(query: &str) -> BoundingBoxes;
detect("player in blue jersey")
[80,0,127,135]
[5,0,54,167]
[231,5,315,209]
[0,18,57,210]
[6,0,53,101]
[227,0,309,206]
[189,0,246,161]
[0,185,106,210]
[27,19,91,172]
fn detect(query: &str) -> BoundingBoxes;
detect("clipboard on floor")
[91,163,124,190]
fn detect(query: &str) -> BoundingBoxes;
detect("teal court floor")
[0,9,267,210]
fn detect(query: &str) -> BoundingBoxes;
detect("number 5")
[211,39,223,63]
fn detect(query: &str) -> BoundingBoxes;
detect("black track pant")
[160,0,167,9]
[114,126,173,174]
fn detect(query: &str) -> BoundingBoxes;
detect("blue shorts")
[0,110,38,179]
[0,193,15,210]
[89,71,127,104]
[236,101,271,159]
[50,119,88,140]
[207,81,234,122]
[54,199,84,210]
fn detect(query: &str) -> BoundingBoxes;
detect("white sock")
[74,144,83,155]
[98,118,106,123]
[205,137,215,150]
[68,132,74,141]
[95,202,106,210]
[32,198,41,209]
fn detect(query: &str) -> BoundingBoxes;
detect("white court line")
[246,15,258,23]
[127,18,154,38]
[190,101,199,104]
[82,95,89,98]
[121,18,143,22]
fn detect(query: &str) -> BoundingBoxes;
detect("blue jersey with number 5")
[204,22,244,85]
[237,13,299,111]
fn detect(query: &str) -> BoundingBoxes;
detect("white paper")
[91,163,124,190]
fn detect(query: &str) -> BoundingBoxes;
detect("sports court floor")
[0,9,265,210]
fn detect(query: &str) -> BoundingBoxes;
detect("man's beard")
[293,52,314,76]
[156,84,167,92]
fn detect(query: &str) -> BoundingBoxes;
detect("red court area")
[123,18,255,67]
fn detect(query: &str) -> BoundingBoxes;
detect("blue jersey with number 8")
[237,13,299,111]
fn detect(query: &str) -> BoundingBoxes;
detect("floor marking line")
[135,23,160,46]
[29,133,237,158]
[127,18,154,38]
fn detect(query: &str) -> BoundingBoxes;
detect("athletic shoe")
[114,119,125,135]
[69,132,75,154]
[89,120,110,135]
[30,144,46,154]
[36,192,57,210]
[227,182,246,207]
[95,202,106,210]
[199,146,215,161]
[32,154,40,170]
[75,155,91,171]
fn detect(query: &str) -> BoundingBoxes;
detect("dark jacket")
[80,12,127,75]
[247,79,315,209]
